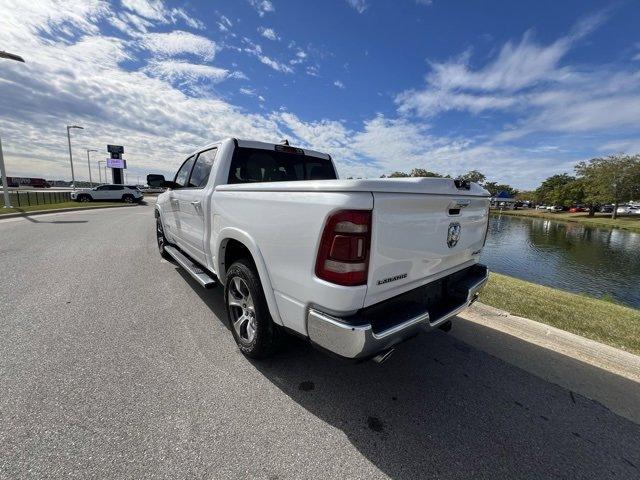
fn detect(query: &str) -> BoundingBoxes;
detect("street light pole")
[0,50,25,208]
[0,136,11,208]
[86,149,97,187]
[97,160,105,183]
[66,125,83,190]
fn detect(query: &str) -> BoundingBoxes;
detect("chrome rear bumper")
[307,264,489,359]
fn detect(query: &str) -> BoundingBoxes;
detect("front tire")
[225,259,283,359]
[155,215,172,260]
[77,194,92,202]
[122,194,135,203]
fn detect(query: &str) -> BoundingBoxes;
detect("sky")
[1,0,639,189]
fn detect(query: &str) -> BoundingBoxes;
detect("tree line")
[378,154,640,219]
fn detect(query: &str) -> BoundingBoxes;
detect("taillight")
[315,210,372,286]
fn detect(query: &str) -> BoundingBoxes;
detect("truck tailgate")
[365,192,489,307]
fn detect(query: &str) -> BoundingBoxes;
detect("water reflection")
[481,215,640,308]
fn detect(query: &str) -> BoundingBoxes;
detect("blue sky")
[1,0,640,188]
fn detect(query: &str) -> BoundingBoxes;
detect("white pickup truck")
[149,139,490,361]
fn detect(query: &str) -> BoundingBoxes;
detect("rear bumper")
[307,264,489,359]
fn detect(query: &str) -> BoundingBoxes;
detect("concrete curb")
[0,204,137,219]
[461,302,640,382]
[455,301,640,424]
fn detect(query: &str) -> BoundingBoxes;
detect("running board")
[164,245,217,289]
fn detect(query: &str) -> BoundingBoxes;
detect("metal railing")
[8,190,71,207]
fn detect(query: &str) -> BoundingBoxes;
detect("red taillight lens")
[315,210,372,286]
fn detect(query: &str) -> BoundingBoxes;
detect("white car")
[71,184,144,203]
[150,138,490,361]
[617,205,640,215]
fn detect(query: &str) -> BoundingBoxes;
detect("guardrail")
[9,190,71,207]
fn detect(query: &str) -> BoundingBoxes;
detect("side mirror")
[147,174,179,189]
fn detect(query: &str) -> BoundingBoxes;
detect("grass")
[491,208,640,233]
[0,201,132,216]
[481,272,640,354]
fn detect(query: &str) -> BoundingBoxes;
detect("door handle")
[190,201,201,205]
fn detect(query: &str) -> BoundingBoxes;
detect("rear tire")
[122,194,135,203]
[225,259,283,359]
[78,194,92,202]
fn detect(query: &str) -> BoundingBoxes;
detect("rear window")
[227,147,337,184]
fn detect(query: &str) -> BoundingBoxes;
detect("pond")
[481,214,640,309]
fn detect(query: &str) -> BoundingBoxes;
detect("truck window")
[227,147,337,184]
[188,148,217,188]
[174,155,196,187]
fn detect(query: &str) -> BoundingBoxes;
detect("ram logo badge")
[447,222,461,248]
[377,273,408,285]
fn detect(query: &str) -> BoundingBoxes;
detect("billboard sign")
[106,158,127,169]
[107,145,124,154]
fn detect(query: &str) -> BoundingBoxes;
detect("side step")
[164,245,217,289]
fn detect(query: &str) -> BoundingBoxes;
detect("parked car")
[70,184,144,203]
[149,138,490,361]
[536,205,548,210]
[600,205,614,213]
[569,206,586,213]
[617,205,640,216]
[548,205,564,212]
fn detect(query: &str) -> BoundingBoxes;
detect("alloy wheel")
[227,276,257,343]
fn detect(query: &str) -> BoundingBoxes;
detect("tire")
[155,215,172,260]
[225,259,283,359]
[122,194,135,203]
[77,194,92,202]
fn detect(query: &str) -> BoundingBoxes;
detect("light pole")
[66,125,83,189]
[86,149,97,187]
[97,160,105,183]
[0,51,25,208]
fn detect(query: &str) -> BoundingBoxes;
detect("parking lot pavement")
[1,205,639,479]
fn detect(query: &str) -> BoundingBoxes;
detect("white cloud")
[415,0,433,5]
[239,87,256,96]
[121,0,203,29]
[139,31,218,61]
[333,80,345,89]
[243,39,293,73]
[258,27,280,41]
[145,60,241,85]
[218,15,233,32]
[345,0,368,14]
[248,0,275,17]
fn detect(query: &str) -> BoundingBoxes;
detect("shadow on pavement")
[180,271,640,479]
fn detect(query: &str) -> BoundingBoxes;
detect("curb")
[455,302,640,424]
[0,204,137,220]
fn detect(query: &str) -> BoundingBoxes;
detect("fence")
[8,190,72,207]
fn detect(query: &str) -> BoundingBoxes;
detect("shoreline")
[490,208,640,233]
[480,272,640,355]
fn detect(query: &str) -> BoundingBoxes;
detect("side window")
[107,185,124,191]
[97,185,108,190]
[174,155,196,188]
[188,148,217,188]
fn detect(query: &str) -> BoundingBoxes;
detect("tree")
[484,181,518,197]
[534,174,575,206]
[575,154,640,219]
[410,168,443,178]
[460,170,486,184]
[388,171,409,178]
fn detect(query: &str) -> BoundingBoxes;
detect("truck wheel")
[155,216,172,260]
[225,259,283,359]
[122,194,135,203]
[78,194,92,202]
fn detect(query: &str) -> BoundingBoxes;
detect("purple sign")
[107,158,126,169]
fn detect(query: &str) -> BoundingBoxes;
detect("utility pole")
[0,50,25,208]
[66,125,83,189]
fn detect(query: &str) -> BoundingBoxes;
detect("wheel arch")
[215,228,283,326]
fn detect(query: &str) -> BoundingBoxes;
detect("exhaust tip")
[372,348,395,364]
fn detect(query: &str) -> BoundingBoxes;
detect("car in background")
[600,205,614,213]
[536,205,548,210]
[616,205,640,216]
[70,184,144,203]
[569,206,587,213]
[548,205,564,212]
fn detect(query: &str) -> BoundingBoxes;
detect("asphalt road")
[1,204,639,479]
